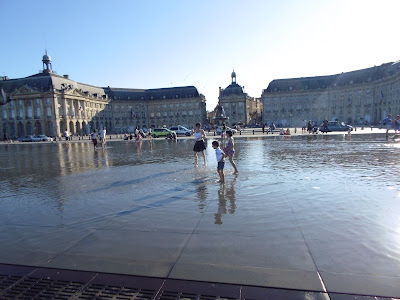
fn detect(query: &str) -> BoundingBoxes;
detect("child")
[212,140,225,183]
[223,130,238,173]
[91,129,98,149]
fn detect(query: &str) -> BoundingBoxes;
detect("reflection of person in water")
[101,147,109,167]
[214,175,237,224]
[195,183,208,213]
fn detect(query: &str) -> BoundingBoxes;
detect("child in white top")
[212,140,225,183]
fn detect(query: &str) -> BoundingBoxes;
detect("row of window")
[7,98,53,107]
[116,94,195,101]
[219,102,245,108]
[2,107,53,119]
[264,87,400,103]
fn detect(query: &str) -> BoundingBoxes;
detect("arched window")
[26,122,32,135]
[47,121,53,136]
[18,122,24,137]
[34,121,41,135]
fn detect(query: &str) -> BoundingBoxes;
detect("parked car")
[319,121,353,132]
[216,126,237,135]
[32,135,53,142]
[152,128,176,138]
[169,125,192,136]
[18,135,34,142]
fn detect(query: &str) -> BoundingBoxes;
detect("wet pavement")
[0,131,400,298]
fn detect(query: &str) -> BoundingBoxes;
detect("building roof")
[264,61,400,94]
[0,72,107,97]
[104,86,200,101]
[220,82,244,97]
[0,72,201,101]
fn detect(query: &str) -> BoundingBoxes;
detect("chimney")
[63,74,69,79]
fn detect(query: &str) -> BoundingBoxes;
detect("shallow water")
[1,133,400,282]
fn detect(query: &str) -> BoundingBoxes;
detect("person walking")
[193,122,207,166]
[100,127,106,148]
[212,140,225,183]
[3,131,10,143]
[223,130,238,174]
[302,120,307,133]
[221,123,227,141]
[307,120,313,134]
[91,129,98,149]
[64,129,69,143]
[383,114,393,136]
[394,115,400,134]
[322,117,329,133]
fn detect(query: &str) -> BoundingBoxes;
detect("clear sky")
[1,0,399,111]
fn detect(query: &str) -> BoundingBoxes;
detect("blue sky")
[1,0,399,110]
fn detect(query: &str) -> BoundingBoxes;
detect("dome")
[42,53,52,62]
[221,82,243,96]
[231,70,236,78]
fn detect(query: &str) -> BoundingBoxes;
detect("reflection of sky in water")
[1,134,400,278]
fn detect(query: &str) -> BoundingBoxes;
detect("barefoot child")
[223,130,238,173]
[212,140,225,183]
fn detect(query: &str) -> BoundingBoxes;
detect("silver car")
[169,125,192,136]
[320,121,353,132]
[18,135,34,142]
[32,135,53,142]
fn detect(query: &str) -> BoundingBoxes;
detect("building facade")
[0,54,207,138]
[217,71,262,126]
[262,61,400,127]
[105,86,206,132]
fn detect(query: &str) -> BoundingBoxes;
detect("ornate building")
[217,71,262,126]
[105,86,206,132]
[262,61,400,126]
[0,54,207,138]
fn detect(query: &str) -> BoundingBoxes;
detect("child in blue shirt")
[212,140,225,183]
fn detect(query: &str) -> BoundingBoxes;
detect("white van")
[169,125,192,136]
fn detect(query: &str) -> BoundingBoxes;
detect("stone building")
[0,54,207,138]
[105,86,206,132]
[217,71,262,126]
[262,61,400,127]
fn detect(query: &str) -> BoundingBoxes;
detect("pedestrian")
[302,120,307,133]
[3,131,10,143]
[64,129,69,143]
[394,115,400,134]
[193,122,207,166]
[322,117,329,133]
[223,130,238,173]
[100,127,106,148]
[307,120,313,134]
[212,140,225,183]
[383,114,393,136]
[270,122,276,133]
[91,129,98,149]
[221,123,227,141]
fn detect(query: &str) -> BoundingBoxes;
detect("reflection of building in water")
[214,176,237,224]
[0,53,207,138]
